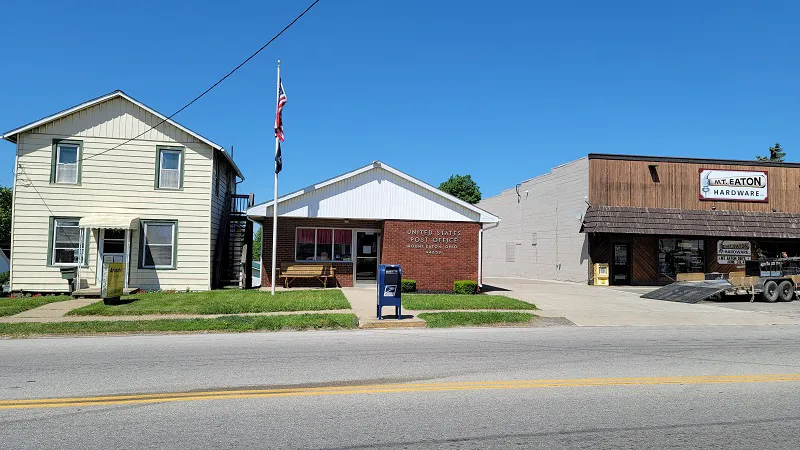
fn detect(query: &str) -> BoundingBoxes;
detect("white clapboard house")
[2,90,254,294]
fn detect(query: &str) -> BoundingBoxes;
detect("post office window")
[296,228,353,262]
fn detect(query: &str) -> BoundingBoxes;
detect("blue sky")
[1,0,798,199]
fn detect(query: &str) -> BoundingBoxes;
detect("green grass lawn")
[418,312,536,328]
[402,294,537,310]
[68,289,351,316]
[0,314,359,337]
[0,295,73,317]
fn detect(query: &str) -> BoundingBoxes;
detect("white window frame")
[157,148,182,190]
[55,143,80,184]
[51,218,82,266]
[295,227,353,262]
[141,221,176,269]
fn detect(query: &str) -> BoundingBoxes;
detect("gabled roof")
[247,161,500,223]
[1,90,243,179]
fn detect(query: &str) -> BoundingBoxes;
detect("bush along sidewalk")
[401,279,417,293]
[453,280,478,295]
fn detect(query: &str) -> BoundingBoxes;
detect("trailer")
[643,257,800,303]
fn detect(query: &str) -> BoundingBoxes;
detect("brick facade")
[260,218,480,291]
[261,218,382,288]
[382,220,480,291]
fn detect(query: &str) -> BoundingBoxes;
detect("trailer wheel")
[779,281,795,302]
[763,281,780,302]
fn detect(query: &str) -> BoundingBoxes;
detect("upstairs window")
[156,147,183,190]
[52,141,81,184]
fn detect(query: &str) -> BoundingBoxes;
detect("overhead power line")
[82,0,320,162]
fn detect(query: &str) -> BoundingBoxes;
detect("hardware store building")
[479,154,800,285]
[246,161,499,290]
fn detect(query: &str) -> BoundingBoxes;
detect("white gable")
[248,162,499,223]
[30,96,200,144]
[2,90,243,178]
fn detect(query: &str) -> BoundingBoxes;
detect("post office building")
[246,161,499,291]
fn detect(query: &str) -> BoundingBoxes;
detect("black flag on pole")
[275,142,282,174]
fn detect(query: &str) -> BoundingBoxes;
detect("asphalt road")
[3,326,800,449]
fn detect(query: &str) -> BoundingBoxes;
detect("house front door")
[96,229,126,286]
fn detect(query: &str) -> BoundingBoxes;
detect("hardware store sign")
[700,169,768,202]
[717,240,752,265]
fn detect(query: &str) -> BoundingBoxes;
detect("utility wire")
[14,0,321,256]
[82,0,320,162]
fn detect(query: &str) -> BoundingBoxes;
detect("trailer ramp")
[641,280,733,304]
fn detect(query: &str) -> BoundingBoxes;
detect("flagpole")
[271,60,281,295]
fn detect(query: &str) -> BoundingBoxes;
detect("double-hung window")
[52,141,81,184]
[140,221,177,269]
[51,218,83,265]
[156,147,183,189]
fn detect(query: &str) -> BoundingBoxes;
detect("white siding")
[267,167,481,222]
[209,154,234,279]
[479,157,590,283]
[11,98,214,292]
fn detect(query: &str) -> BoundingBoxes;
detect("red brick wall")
[260,218,481,291]
[260,218,382,288]
[382,220,480,291]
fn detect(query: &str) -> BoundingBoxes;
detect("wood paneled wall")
[588,234,659,284]
[589,158,800,212]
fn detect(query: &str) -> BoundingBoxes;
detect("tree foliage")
[0,186,11,247]
[756,143,786,162]
[439,174,482,204]
[253,227,262,261]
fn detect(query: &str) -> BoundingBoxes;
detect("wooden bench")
[279,263,336,288]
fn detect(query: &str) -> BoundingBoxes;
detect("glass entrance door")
[611,243,631,285]
[355,231,379,284]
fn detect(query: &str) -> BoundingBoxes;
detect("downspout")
[479,221,500,289]
[9,135,20,291]
[478,225,483,289]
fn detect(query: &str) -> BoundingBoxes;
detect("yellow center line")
[3,374,800,410]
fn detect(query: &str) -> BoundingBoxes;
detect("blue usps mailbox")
[377,264,402,320]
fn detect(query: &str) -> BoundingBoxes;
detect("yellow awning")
[79,215,139,230]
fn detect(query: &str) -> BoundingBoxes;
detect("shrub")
[453,280,478,295]
[401,279,417,293]
[0,272,8,285]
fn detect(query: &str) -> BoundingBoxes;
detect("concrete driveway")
[483,277,800,326]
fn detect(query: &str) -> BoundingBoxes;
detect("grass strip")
[0,314,358,337]
[0,296,73,317]
[403,294,537,310]
[418,312,536,328]
[69,290,351,316]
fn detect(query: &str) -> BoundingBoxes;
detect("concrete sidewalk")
[341,287,426,329]
[483,277,800,326]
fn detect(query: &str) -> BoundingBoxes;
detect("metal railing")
[231,193,255,215]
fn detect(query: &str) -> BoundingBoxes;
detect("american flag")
[274,79,287,142]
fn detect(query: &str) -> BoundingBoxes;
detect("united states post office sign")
[699,169,768,202]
